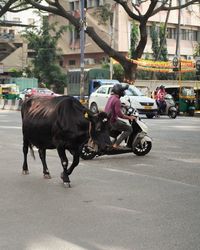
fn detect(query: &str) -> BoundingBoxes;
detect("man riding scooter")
[104,84,136,149]
[156,85,167,115]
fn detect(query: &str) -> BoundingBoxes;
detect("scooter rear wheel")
[80,146,97,160]
[133,141,152,156]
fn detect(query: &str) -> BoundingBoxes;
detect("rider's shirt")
[156,89,166,101]
[105,94,126,123]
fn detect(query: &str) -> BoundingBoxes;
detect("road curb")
[195,111,200,117]
[0,99,22,111]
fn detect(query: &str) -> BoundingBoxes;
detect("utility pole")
[176,0,181,89]
[109,4,116,79]
[80,0,86,104]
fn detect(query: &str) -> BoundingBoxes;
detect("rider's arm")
[114,99,135,121]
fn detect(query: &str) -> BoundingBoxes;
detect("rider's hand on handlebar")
[129,115,136,121]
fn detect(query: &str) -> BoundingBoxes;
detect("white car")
[89,84,158,118]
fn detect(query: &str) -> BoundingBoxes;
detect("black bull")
[21,95,111,186]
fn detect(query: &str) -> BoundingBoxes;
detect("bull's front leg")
[67,151,80,176]
[57,146,70,187]
[22,137,29,175]
[38,149,51,179]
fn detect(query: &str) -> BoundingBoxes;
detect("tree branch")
[0,0,17,17]
[152,0,200,16]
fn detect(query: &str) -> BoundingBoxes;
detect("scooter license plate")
[144,106,152,109]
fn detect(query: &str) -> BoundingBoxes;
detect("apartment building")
[0,10,40,76]
[1,1,200,75]
[52,0,200,70]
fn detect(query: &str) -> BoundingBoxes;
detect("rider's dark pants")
[111,119,133,146]
[157,100,166,113]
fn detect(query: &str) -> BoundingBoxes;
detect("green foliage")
[101,62,124,81]
[150,22,168,61]
[94,4,113,25]
[150,22,159,60]
[21,16,68,93]
[194,43,200,57]
[8,68,23,77]
[113,64,124,81]
[159,23,168,61]
[130,21,139,59]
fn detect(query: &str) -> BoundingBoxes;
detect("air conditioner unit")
[186,55,192,60]
[187,5,193,12]
[84,58,95,65]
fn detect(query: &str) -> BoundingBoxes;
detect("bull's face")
[88,112,111,150]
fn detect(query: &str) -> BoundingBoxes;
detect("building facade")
[0,10,40,76]
[53,0,200,70]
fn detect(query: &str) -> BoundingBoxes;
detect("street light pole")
[177,0,182,89]
[80,0,85,104]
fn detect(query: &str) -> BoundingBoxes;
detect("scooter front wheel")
[80,145,97,160]
[133,141,152,156]
[169,111,177,119]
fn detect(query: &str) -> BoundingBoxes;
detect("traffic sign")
[172,56,179,71]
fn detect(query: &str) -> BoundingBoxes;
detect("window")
[87,0,93,7]
[69,60,76,65]
[191,30,198,41]
[69,1,79,11]
[69,27,80,49]
[181,29,190,40]
[69,2,75,10]
[167,28,176,39]
[107,87,111,94]
[132,0,141,4]
[97,86,107,94]
[75,1,79,9]
[94,0,100,7]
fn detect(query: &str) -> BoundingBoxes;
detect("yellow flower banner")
[126,58,196,73]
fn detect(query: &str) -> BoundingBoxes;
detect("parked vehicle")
[81,105,152,160]
[0,84,19,99]
[165,85,196,116]
[0,76,38,91]
[194,87,200,110]
[157,94,177,118]
[19,88,60,100]
[89,84,158,118]
[66,68,112,97]
[18,88,32,100]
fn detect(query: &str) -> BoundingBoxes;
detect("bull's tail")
[29,144,36,160]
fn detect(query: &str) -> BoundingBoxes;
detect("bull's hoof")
[60,172,70,187]
[22,170,29,175]
[43,174,51,179]
[63,182,71,188]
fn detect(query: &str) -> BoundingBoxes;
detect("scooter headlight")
[127,107,134,114]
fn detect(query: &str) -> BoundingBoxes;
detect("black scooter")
[81,107,152,160]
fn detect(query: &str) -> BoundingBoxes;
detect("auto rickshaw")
[194,86,200,110]
[165,85,196,116]
[0,86,3,99]
[0,84,20,100]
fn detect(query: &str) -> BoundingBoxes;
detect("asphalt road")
[0,110,200,250]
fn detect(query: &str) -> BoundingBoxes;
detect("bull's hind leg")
[22,137,29,175]
[38,149,51,179]
[57,147,70,187]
